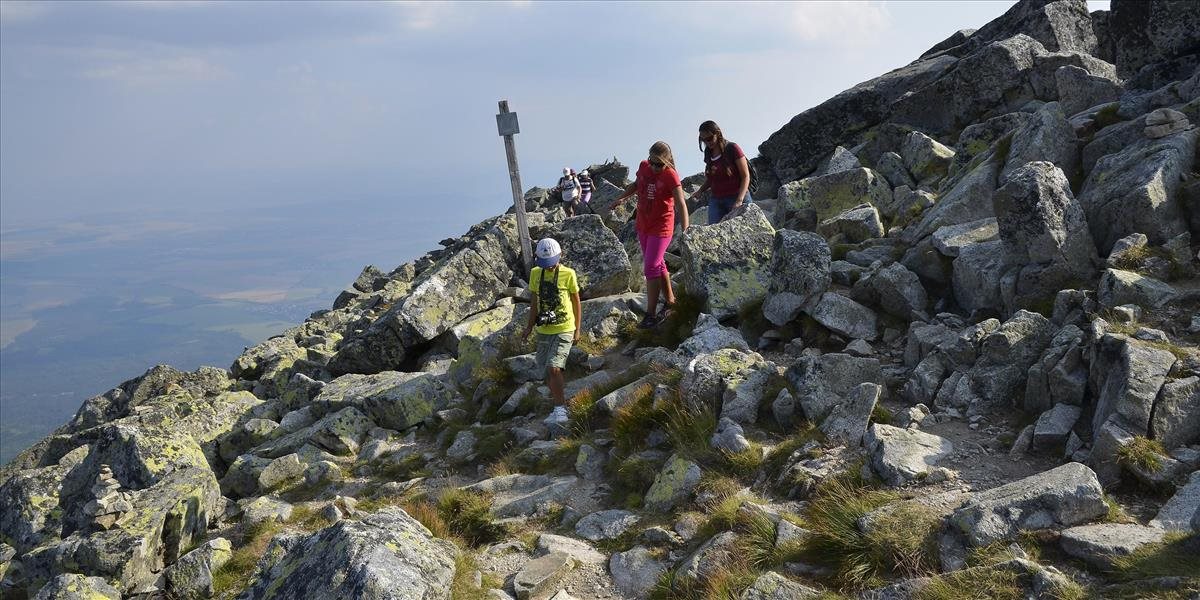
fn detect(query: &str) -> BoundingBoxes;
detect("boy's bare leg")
[548,366,565,406]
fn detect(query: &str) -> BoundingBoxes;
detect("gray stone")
[876,151,915,190]
[677,313,752,357]
[250,406,374,459]
[1023,325,1086,414]
[763,230,831,327]
[1055,64,1123,116]
[574,510,639,542]
[951,462,1107,547]
[608,546,668,598]
[720,362,780,425]
[850,262,928,320]
[677,531,739,582]
[258,453,305,491]
[711,417,752,454]
[952,240,1008,313]
[1089,334,1177,441]
[865,424,955,486]
[812,145,862,177]
[1150,471,1200,532]
[34,574,121,600]
[241,496,294,527]
[164,537,233,600]
[535,534,605,565]
[1000,103,1079,185]
[513,552,576,600]
[447,430,477,461]
[740,571,821,600]
[574,444,606,481]
[786,353,882,425]
[819,383,881,447]
[1151,377,1200,450]
[1032,404,1081,450]
[1079,128,1197,254]
[902,131,955,186]
[315,371,455,432]
[808,292,878,341]
[681,348,764,415]
[1143,108,1190,139]
[817,203,885,243]
[931,219,999,258]
[594,373,659,416]
[679,203,775,320]
[240,507,456,600]
[905,149,1001,244]
[777,168,893,229]
[772,389,797,428]
[463,474,580,519]
[1060,523,1166,570]
[1097,269,1178,309]
[969,310,1055,408]
[644,454,702,512]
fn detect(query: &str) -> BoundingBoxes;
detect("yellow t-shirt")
[529,265,579,335]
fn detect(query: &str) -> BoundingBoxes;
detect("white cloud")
[0,0,51,23]
[82,55,227,85]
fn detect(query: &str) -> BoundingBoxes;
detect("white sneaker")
[545,406,569,423]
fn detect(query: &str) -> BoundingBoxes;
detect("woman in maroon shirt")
[614,141,689,328]
[689,120,752,224]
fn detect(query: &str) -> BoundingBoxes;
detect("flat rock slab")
[952,462,1107,547]
[1060,523,1166,569]
[608,545,668,598]
[513,552,577,600]
[535,534,605,565]
[865,424,954,486]
[1150,470,1200,532]
[741,571,822,600]
[574,510,640,542]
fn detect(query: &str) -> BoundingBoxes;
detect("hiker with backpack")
[521,237,582,427]
[577,169,595,214]
[613,141,689,329]
[689,120,755,224]
[555,167,582,217]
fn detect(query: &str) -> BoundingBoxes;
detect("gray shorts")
[535,332,574,374]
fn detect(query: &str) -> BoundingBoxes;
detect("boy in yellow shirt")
[522,238,582,425]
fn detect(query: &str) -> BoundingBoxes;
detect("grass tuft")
[795,477,908,589]
[1117,436,1167,473]
[436,488,507,547]
[1110,532,1200,581]
[211,520,284,597]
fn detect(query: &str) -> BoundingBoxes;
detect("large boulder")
[786,353,883,425]
[679,204,775,320]
[762,230,831,327]
[905,148,1002,244]
[1149,470,1200,532]
[741,571,822,600]
[850,262,928,321]
[992,161,1098,313]
[901,131,956,186]
[1023,325,1087,414]
[819,383,882,447]
[1097,269,1178,309]
[1000,102,1079,183]
[816,204,885,243]
[330,215,526,374]
[681,348,765,414]
[533,214,633,299]
[951,462,1107,547]
[1102,0,1200,79]
[1150,376,1200,449]
[1059,523,1166,569]
[865,424,955,486]
[1088,334,1177,438]
[609,546,668,598]
[807,292,879,341]
[961,0,1096,55]
[1078,127,1197,254]
[33,574,121,600]
[164,537,233,600]
[240,507,457,599]
[313,372,455,432]
[777,168,892,228]
[968,310,1056,409]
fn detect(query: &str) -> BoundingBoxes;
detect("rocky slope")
[3,1,1199,598]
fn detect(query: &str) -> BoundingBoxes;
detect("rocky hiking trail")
[3,0,1200,599]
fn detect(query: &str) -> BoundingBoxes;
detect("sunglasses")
[649,158,666,168]
[699,133,715,142]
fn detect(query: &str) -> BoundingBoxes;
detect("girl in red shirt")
[615,141,689,328]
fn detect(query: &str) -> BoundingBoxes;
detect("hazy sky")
[1,0,1110,228]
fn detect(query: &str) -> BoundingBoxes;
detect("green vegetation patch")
[1117,436,1167,473]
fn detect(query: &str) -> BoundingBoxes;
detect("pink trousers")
[638,231,671,279]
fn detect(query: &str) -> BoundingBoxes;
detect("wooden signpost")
[497,100,533,272]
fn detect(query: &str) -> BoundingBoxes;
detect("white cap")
[580,170,589,176]
[535,238,561,268]
[563,167,571,176]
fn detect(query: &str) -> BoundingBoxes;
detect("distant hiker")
[555,167,582,217]
[577,169,595,214]
[614,141,689,328]
[688,120,753,224]
[522,237,582,426]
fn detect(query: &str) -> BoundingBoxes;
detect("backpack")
[559,176,580,201]
[706,142,759,196]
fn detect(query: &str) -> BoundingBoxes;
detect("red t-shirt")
[705,142,747,198]
[635,160,682,237]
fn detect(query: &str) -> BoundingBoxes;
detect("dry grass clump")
[211,520,284,596]
[1110,532,1200,581]
[794,477,908,588]
[435,488,507,547]
[1117,436,1167,473]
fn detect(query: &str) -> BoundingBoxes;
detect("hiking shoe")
[636,314,661,329]
[657,302,676,319]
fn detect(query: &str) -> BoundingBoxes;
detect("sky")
[2,0,1109,230]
